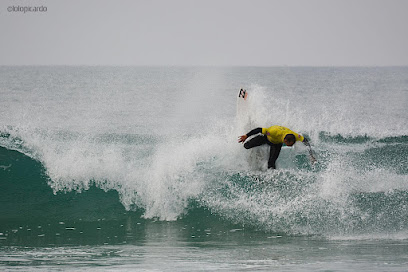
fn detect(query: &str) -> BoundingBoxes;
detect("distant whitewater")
[1,66,407,237]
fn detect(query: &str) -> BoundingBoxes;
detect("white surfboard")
[236,88,251,132]
[236,89,269,171]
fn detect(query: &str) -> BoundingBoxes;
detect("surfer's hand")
[238,135,248,143]
[310,155,317,165]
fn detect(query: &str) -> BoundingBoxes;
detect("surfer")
[238,125,316,169]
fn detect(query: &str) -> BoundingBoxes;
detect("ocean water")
[0,66,407,271]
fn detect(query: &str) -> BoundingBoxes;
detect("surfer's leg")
[244,135,267,149]
[268,144,282,169]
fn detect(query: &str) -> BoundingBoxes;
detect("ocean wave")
[1,126,407,236]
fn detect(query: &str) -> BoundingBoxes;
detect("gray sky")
[1,0,407,66]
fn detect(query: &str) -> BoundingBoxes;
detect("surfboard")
[236,89,269,171]
[236,89,250,132]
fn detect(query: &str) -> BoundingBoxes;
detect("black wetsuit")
[243,128,282,169]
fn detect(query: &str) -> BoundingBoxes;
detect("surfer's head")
[284,134,296,146]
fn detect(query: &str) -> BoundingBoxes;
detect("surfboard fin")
[238,88,248,100]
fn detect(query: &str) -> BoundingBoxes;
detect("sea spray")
[1,66,407,238]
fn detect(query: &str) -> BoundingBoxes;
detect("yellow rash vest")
[261,126,304,144]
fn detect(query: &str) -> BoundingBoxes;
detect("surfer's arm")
[238,127,262,143]
[247,127,262,137]
[302,138,317,164]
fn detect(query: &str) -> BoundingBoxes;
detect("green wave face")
[1,131,407,245]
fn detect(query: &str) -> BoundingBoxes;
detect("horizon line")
[1,64,408,68]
